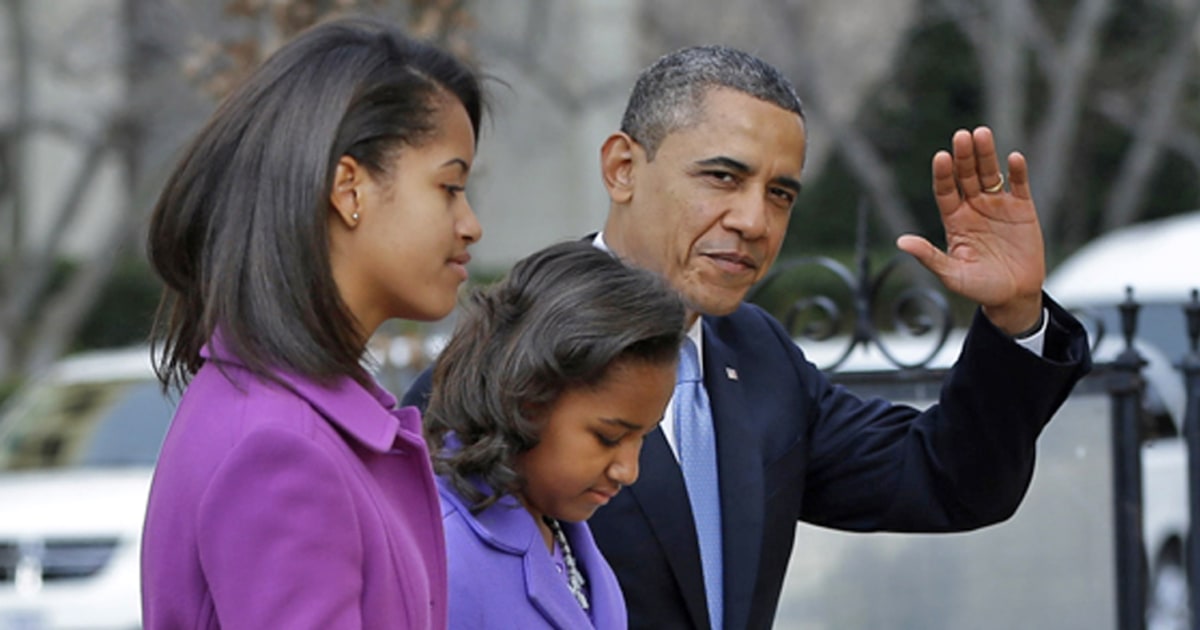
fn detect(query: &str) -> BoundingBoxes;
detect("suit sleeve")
[195,427,365,629]
[790,295,1091,531]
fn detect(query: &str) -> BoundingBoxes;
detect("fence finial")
[1120,286,1140,350]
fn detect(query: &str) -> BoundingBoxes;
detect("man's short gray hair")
[619,45,806,159]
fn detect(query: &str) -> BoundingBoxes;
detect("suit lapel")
[703,318,765,630]
[626,427,712,629]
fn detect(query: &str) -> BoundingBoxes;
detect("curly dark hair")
[425,241,686,512]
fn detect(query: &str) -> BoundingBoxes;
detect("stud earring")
[351,212,360,222]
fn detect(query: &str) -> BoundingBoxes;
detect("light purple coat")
[438,478,627,630]
[141,343,447,629]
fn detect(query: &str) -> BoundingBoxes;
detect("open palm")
[896,127,1045,335]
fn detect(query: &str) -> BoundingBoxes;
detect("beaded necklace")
[545,517,590,611]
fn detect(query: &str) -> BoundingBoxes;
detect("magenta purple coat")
[141,342,447,629]
[438,477,627,629]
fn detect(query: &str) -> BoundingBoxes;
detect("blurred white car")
[1046,210,1200,630]
[0,347,173,630]
[1046,209,1200,366]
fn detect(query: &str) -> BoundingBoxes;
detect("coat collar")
[438,478,538,554]
[438,479,622,629]
[199,337,409,453]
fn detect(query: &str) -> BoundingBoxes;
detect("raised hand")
[896,126,1044,336]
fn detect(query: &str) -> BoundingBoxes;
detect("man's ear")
[330,156,366,228]
[600,132,638,205]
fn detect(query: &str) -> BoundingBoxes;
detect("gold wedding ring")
[982,172,1005,194]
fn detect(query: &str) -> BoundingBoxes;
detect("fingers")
[931,150,959,216]
[972,127,1004,194]
[943,126,1006,198]
[896,234,949,277]
[952,129,982,197]
[1006,151,1031,200]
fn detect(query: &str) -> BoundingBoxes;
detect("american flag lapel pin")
[725,366,738,381]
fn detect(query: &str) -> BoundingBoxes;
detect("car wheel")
[1146,558,1189,630]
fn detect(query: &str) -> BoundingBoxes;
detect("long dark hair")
[425,241,686,512]
[147,17,485,392]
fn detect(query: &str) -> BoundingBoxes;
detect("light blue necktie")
[675,337,723,630]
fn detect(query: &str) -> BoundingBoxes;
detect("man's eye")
[703,171,736,184]
[770,187,796,206]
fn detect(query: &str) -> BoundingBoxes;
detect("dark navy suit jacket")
[404,297,1090,630]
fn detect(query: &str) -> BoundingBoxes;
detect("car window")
[1076,302,1190,364]
[0,379,173,471]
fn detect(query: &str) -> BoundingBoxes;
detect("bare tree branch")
[6,138,108,328]
[24,191,133,373]
[767,0,919,240]
[1095,90,1200,176]
[980,1,1030,154]
[935,0,986,58]
[472,0,626,114]
[2,0,30,280]
[830,117,919,237]
[1100,0,1200,230]
[0,0,480,382]
[0,0,31,381]
[473,31,587,113]
[1028,0,1114,240]
[1021,4,1062,79]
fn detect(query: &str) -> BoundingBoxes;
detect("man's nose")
[723,191,770,240]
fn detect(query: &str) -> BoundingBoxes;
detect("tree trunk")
[25,210,132,374]
[1100,0,1200,231]
[0,0,31,383]
[981,1,1029,157]
[1027,0,1114,244]
[827,114,918,238]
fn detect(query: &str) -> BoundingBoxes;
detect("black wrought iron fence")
[749,211,1200,628]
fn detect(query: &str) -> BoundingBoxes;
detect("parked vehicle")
[1046,210,1200,366]
[0,347,172,629]
[1046,210,1200,630]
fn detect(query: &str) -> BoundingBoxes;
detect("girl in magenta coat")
[140,17,484,629]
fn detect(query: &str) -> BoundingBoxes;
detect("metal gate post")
[1110,287,1148,630]
[1180,290,1200,630]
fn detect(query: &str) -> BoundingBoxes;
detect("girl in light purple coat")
[141,17,484,629]
[423,241,686,629]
